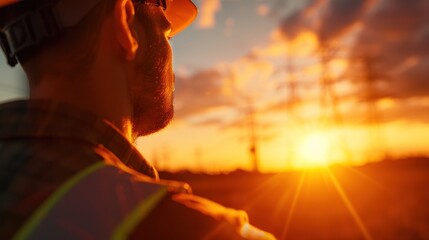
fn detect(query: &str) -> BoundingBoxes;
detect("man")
[0,0,276,239]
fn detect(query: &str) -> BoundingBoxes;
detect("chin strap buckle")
[0,5,61,67]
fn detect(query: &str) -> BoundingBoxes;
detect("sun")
[295,133,331,169]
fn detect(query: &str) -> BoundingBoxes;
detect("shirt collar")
[0,100,158,179]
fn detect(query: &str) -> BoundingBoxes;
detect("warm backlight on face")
[296,133,331,169]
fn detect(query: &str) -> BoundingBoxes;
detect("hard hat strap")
[0,0,103,67]
[0,0,179,67]
[0,4,61,66]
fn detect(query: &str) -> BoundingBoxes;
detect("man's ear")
[114,0,138,60]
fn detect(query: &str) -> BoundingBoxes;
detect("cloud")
[172,54,282,129]
[198,0,221,29]
[175,0,429,127]
[278,0,324,39]
[350,0,429,100]
[228,0,429,128]
[392,59,429,98]
[415,28,429,58]
[274,0,429,101]
[174,69,234,120]
[317,0,370,42]
[193,117,225,127]
[224,17,235,36]
[257,4,270,17]
[278,0,372,42]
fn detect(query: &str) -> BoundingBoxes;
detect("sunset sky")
[1,0,429,172]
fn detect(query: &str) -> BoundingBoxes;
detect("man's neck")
[29,63,134,142]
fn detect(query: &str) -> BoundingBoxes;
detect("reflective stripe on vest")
[14,162,168,240]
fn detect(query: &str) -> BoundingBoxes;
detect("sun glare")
[296,133,331,169]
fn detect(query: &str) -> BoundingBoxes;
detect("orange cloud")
[257,4,270,16]
[224,18,235,36]
[291,31,319,56]
[198,0,221,29]
[250,30,319,59]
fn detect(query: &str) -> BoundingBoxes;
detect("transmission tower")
[317,42,353,163]
[283,45,306,169]
[353,56,389,161]
[286,51,300,110]
[247,98,259,173]
[228,69,260,173]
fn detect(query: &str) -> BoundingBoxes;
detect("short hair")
[1,0,116,82]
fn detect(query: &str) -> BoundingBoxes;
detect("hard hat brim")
[165,0,197,37]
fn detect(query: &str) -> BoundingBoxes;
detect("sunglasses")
[132,0,167,10]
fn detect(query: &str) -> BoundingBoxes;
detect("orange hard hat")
[0,0,197,36]
[0,0,197,66]
[165,0,197,37]
[56,0,197,37]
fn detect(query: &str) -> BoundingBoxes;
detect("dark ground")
[160,157,429,240]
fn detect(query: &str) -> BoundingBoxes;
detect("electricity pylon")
[247,98,259,173]
[351,56,390,161]
[317,41,353,163]
[228,69,260,173]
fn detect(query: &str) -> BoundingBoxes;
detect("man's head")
[0,0,197,137]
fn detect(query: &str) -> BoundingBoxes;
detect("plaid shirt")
[0,100,158,238]
[0,100,275,239]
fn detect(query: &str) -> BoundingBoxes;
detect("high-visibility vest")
[13,162,276,240]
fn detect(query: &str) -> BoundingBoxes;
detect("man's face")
[128,4,174,136]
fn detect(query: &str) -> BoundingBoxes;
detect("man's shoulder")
[132,190,245,239]
[114,172,275,240]
[4,163,274,239]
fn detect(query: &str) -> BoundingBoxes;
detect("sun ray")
[271,176,295,220]
[203,172,290,240]
[326,168,373,240]
[241,173,294,210]
[337,163,387,191]
[281,170,307,239]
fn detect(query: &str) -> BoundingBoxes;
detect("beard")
[131,51,175,136]
[132,91,174,136]
[130,8,175,137]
